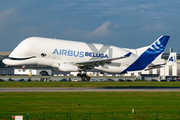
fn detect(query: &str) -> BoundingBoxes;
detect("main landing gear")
[77,72,91,81]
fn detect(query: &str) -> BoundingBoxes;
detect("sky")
[0,0,180,52]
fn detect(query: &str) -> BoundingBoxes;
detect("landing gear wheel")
[77,72,91,81]
[86,76,91,81]
[81,73,87,77]
[77,73,82,77]
[81,77,86,81]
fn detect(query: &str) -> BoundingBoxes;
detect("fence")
[0,111,180,120]
[0,113,29,120]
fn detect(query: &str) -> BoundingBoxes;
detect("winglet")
[124,52,131,57]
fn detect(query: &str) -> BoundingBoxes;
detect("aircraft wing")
[145,63,166,71]
[74,52,131,69]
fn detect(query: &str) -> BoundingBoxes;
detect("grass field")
[1,81,180,119]
[0,81,180,87]
[0,92,180,119]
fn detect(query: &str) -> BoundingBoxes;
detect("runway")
[1,87,180,92]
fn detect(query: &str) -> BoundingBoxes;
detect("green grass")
[0,81,180,87]
[0,92,180,119]
[1,81,180,119]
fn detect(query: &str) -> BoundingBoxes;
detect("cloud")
[21,26,37,35]
[0,8,17,32]
[63,28,82,36]
[60,21,113,40]
[60,27,88,40]
[0,8,16,20]
[89,21,112,37]
[141,23,171,32]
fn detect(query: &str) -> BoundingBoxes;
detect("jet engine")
[58,63,79,72]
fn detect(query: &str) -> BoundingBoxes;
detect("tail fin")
[138,35,170,67]
[166,52,177,66]
[146,35,170,55]
[123,35,170,72]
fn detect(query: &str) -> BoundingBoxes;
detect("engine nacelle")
[58,63,79,72]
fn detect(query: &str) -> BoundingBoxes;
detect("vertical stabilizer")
[166,52,177,66]
[122,35,170,72]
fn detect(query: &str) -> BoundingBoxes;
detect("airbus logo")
[168,56,174,62]
[52,49,108,58]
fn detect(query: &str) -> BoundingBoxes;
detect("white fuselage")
[4,35,170,74]
[3,37,142,73]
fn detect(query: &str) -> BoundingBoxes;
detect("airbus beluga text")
[3,35,170,80]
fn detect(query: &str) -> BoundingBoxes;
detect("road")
[1,87,180,92]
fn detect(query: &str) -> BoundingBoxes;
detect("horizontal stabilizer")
[145,52,176,71]
[145,63,165,71]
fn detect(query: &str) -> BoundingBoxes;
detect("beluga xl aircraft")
[3,35,170,80]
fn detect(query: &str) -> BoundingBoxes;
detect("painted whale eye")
[41,53,46,57]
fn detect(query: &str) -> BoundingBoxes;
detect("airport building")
[0,50,180,80]
[126,53,180,79]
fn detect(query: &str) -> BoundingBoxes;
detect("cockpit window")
[8,56,36,60]
[41,53,46,57]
